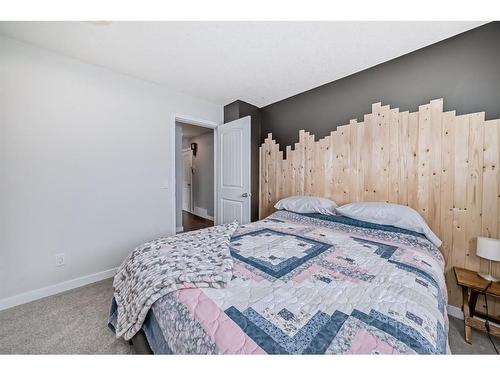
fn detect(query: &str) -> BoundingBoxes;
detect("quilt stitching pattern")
[112,210,449,354]
[230,228,332,279]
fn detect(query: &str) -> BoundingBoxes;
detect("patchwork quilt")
[112,222,238,340]
[113,210,450,354]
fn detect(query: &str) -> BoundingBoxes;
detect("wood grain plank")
[356,121,365,203]
[323,135,333,201]
[398,111,410,205]
[440,111,457,307]
[440,111,456,264]
[379,105,391,202]
[291,143,299,196]
[348,120,359,203]
[407,112,419,209]
[452,114,470,305]
[482,119,499,239]
[465,113,485,273]
[298,130,307,196]
[262,135,271,218]
[362,113,374,201]
[337,125,350,204]
[304,132,315,195]
[429,99,443,236]
[371,103,389,202]
[389,108,400,203]
[276,149,284,201]
[417,103,431,222]
[331,130,342,204]
[266,138,277,217]
[482,119,500,316]
[285,145,292,199]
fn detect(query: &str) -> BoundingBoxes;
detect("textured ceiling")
[0,21,486,107]
[178,122,213,139]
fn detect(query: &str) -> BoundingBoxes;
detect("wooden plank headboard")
[259,98,500,314]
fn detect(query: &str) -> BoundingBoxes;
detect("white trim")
[171,113,218,234]
[213,129,218,224]
[176,226,184,233]
[193,206,214,221]
[447,304,464,320]
[0,267,118,312]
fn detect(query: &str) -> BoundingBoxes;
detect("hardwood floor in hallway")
[182,210,213,232]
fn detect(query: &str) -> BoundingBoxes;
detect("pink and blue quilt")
[112,210,449,354]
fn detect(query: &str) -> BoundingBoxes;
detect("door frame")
[170,113,218,235]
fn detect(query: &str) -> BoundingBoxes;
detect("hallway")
[182,210,213,232]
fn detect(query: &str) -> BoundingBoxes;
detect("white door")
[217,116,251,225]
[182,150,192,212]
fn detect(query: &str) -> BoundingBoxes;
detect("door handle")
[242,193,250,198]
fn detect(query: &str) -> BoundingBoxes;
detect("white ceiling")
[178,121,213,139]
[0,21,485,107]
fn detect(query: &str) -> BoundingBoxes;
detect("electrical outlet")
[55,253,65,267]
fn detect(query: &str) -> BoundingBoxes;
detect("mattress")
[109,210,449,354]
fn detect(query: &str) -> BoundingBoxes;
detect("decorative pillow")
[335,202,442,247]
[274,196,337,215]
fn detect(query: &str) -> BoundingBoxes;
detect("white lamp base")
[477,272,500,282]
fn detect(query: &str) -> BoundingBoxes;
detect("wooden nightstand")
[454,267,500,344]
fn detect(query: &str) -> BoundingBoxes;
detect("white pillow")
[335,202,442,247]
[274,196,337,215]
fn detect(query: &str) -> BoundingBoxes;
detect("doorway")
[175,120,215,233]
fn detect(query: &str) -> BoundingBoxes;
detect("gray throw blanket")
[113,222,238,340]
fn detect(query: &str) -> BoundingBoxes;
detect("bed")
[109,209,449,354]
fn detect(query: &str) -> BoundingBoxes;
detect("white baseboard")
[0,267,118,312]
[176,226,184,233]
[1,270,466,319]
[193,206,214,221]
[447,304,464,320]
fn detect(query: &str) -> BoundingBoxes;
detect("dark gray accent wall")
[260,22,500,147]
[224,100,261,222]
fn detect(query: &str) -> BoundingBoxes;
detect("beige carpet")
[0,278,131,354]
[0,278,498,354]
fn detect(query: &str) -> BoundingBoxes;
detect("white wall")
[182,137,192,150]
[0,36,222,304]
[190,132,214,218]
